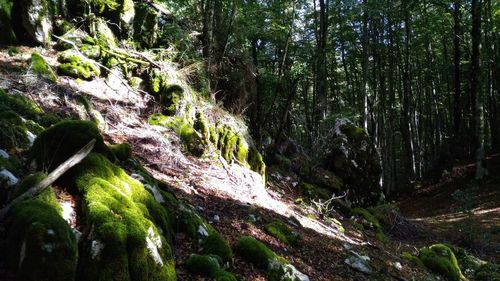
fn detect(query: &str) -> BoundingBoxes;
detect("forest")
[0,0,499,280]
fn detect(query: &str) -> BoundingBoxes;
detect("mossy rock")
[235,236,277,269]
[73,153,176,281]
[0,110,30,150]
[201,232,233,264]
[264,220,299,246]
[193,111,209,145]
[0,89,52,126]
[30,120,112,172]
[109,143,133,161]
[133,3,159,48]
[418,244,466,281]
[248,146,266,177]
[177,202,214,239]
[300,182,331,201]
[185,254,221,277]
[350,208,389,244]
[475,263,500,281]
[149,114,205,156]
[11,0,53,45]
[6,174,77,281]
[160,85,183,116]
[57,50,101,80]
[94,18,117,47]
[30,52,57,82]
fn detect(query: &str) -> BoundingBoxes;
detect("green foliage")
[73,153,176,281]
[7,180,77,281]
[30,120,111,172]
[418,244,466,281]
[30,53,57,82]
[201,232,233,264]
[402,252,425,268]
[264,220,299,246]
[235,236,277,269]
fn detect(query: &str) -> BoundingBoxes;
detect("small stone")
[0,169,19,186]
[0,149,9,159]
[213,214,220,222]
[393,261,402,271]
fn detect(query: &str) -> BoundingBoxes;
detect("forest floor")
[398,156,500,264]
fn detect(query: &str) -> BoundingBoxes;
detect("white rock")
[0,169,18,186]
[393,261,402,271]
[42,243,55,253]
[144,184,165,203]
[213,215,220,222]
[146,227,163,266]
[130,173,145,182]
[344,251,373,274]
[26,131,36,146]
[198,225,209,237]
[91,240,105,259]
[60,201,75,225]
[0,149,9,159]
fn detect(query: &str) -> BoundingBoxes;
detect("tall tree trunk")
[315,0,328,127]
[471,0,486,179]
[202,0,214,93]
[452,0,462,154]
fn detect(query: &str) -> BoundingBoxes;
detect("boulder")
[0,0,16,43]
[12,0,53,45]
[322,118,382,206]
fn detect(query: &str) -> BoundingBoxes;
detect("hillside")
[0,0,499,281]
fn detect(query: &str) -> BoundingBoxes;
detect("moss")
[80,44,102,59]
[235,136,249,164]
[235,236,277,269]
[160,85,183,116]
[6,178,77,281]
[57,50,101,80]
[11,172,47,198]
[24,119,45,135]
[351,208,381,230]
[214,270,237,281]
[0,110,30,150]
[31,53,57,82]
[300,182,331,201]
[110,143,132,161]
[193,111,209,145]
[0,0,17,43]
[177,202,214,239]
[129,76,143,90]
[0,89,46,124]
[149,114,204,156]
[201,232,233,264]
[248,146,266,177]
[30,120,112,172]
[185,254,221,276]
[95,18,116,47]
[402,252,425,268]
[74,153,176,281]
[418,244,466,281]
[133,3,159,48]
[264,220,299,246]
[475,263,500,281]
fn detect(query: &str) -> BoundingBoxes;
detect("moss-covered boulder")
[322,118,382,206]
[109,143,132,161]
[201,232,233,264]
[73,153,176,281]
[418,244,466,281]
[0,110,31,150]
[30,120,111,172]
[149,115,205,156]
[11,0,53,45]
[6,174,78,281]
[185,254,237,281]
[31,52,57,82]
[235,236,309,281]
[0,0,16,43]
[57,50,101,80]
[264,220,299,246]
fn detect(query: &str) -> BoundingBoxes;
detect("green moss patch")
[31,53,57,82]
[0,110,30,150]
[201,232,233,264]
[186,254,237,281]
[300,182,331,201]
[73,153,176,281]
[418,244,466,281]
[6,174,77,281]
[235,236,278,269]
[31,120,111,172]
[109,143,132,161]
[475,263,500,281]
[57,50,101,80]
[264,220,299,246]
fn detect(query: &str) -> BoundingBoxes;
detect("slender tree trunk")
[315,0,328,126]
[471,0,486,179]
[452,0,462,154]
